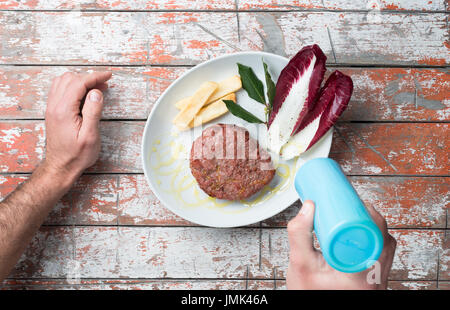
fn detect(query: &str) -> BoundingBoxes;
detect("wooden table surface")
[0,0,448,290]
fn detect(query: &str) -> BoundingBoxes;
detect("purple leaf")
[266,44,327,154]
[280,70,353,159]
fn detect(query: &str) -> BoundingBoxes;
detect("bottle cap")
[326,221,383,273]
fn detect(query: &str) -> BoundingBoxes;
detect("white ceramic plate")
[141,52,332,228]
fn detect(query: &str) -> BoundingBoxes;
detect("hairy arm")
[0,163,78,280]
[0,71,112,282]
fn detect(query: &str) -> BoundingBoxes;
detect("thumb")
[287,200,317,265]
[80,89,104,136]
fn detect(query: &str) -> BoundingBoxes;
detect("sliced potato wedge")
[172,81,218,130]
[188,93,235,128]
[174,97,192,111]
[175,75,242,110]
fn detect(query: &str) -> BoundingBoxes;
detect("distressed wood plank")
[274,280,439,290]
[238,12,449,66]
[240,0,447,11]
[1,279,274,290]
[0,121,45,172]
[0,66,186,120]
[258,229,445,280]
[331,123,449,175]
[9,226,74,279]
[339,68,450,121]
[0,67,448,121]
[9,227,260,279]
[387,281,438,290]
[438,281,450,289]
[323,0,448,11]
[0,0,236,10]
[0,66,181,120]
[2,121,448,175]
[0,12,448,65]
[439,231,449,280]
[3,175,446,228]
[73,227,260,279]
[8,227,445,280]
[0,121,144,173]
[117,174,191,226]
[0,0,445,11]
[0,12,239,65]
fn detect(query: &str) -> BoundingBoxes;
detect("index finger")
[81,71,112,89]
[69,71,112,101]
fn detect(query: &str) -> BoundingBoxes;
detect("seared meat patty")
[190,124,276,200]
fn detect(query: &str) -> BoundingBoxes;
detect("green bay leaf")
[237,63,266,105]
[224,100,264,124]
[263,60,276,109]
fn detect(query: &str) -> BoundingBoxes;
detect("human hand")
[286,200,396,290]
[43,71,112,182]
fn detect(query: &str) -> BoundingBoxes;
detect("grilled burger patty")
[190,124,276,200]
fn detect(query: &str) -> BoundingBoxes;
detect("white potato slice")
[175,75,241,110]
[188,93,235,128]
[174,97,192,111]
[172,81,218,130]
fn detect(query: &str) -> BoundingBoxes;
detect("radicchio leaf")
[266,44,327,154]
[280,70,353,159]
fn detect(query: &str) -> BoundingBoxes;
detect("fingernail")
[90,91,102,102]
[300,202,312,216]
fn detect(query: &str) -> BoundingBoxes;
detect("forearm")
[0,161,79,281]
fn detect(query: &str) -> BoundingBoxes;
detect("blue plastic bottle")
[294,158,383,273]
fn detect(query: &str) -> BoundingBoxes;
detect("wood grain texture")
[438,281,450,289]
[387,281,438,290]
[9,226,261,279]
[259,229,445,280]
[1,279,274,290]
[1,175,447,228]
[0,12,448,65]
[439,231,449,280]
[0,0,445,11]
[3,278,441,290]
[331,123,449,175]
[274,280,439,290]
[238,12,449,65]
[5,226,445,281]
[0,0,236,11]
[0,0,448,291]
[0,121,144,173]
[1,121,448,175]
[239,0,448,11]
[0,66,172,120]
[0,67,448,121]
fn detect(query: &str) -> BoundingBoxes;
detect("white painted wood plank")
[1,279,275,290]
[74,227,260,278]
[1,66,448,121]
[1,0,444,11]
[0,12,447,65]
[0,0,236,10]
[239,12,449,65]
[8,226,445,281]
[240,0,447,11]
